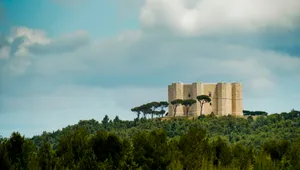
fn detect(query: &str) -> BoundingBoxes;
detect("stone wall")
[232,83,243,116]
[168,82,243,117]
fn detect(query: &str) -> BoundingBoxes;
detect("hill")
[31,110,300,150]
[1,110,300,169]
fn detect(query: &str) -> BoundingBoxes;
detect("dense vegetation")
[243,110,268,116]
[1,109,300,169]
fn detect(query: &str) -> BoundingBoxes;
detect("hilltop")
[1,109,300,169]
[30,110,300,150]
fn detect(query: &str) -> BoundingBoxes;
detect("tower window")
[208,92,212,97]
[188,93,191,98]
[210,102,212,106]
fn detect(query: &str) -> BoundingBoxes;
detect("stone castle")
[168,82,243,116]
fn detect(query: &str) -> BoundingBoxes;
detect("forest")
[0,109,300,170]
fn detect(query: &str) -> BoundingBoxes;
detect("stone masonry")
[168,82,243,116]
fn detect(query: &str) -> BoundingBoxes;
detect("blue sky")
[0,0,300,137]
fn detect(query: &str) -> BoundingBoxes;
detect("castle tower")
[191,82,204,116]
[168,82,184,116]
[232,83,243,116]
[216,83,232,116]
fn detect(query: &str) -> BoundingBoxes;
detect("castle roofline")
[170,81,242,85]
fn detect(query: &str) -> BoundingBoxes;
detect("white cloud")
[10,26,50,57]
[140,0,300,36]
[1,0,300,137]
[29,32,300,88]
[2,26,300,96]
[27,31,300,95]
[1,24,300,137]
[2,27,90,76]
[28,30,90,55]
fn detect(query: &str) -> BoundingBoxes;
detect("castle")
[168,82,243,116]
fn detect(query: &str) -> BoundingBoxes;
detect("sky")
[0,0,300,137]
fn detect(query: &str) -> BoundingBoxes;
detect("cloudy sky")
[0,0,300,137]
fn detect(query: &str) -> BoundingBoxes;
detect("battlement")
[168,82,243,116]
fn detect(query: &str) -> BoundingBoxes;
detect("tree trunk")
[200,103,203,116]
[186,106,189,116]
[174,106,177,117]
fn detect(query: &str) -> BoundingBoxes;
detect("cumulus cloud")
[9,27,50,57]
[1,26,299,100]
[140,0,300,36]
[1,3,300,136]
[28,31,90,55]
[1,27,90,76]
[18,30,298,100]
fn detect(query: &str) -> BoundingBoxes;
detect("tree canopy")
[181,99,197,116]
[1,109,300,169]
[197,95,212,115]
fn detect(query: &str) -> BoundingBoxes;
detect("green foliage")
[243,110,268,116]
[211,137,232,166]
[91,130,127,168]
[196,95,211,102]
[181,99,197,116]
[171,99,183,117]
[132,101,169,119]
[38,141,55,170]
[0,141,11,169]
[1,110,300,169]
[132,129,170,169]
[131,107,141,119]
[102,115,110,129]
[179,124,210,169]
[197,95,211,115]
[263,139,290,161]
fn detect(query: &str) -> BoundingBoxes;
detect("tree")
[6,132,26,167]
[196,95,211,116]
[159,101,169,117]
[179,125,210,169]
[91,131,126,169]
[247,116,254,122]
[131,107,141,120]
[139,104,152,119]
[0,141,11,170]
[159,110,166,117]
[149,102,160,119]
[113,116,120,124]
[102,115,110,129]
[132,129,169,169]
[263,139,290,161]
[181,99,196,116]
[56,128,90,169]
[212,137,232,166]
[171,99,183,117]
[38,141,55,170]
